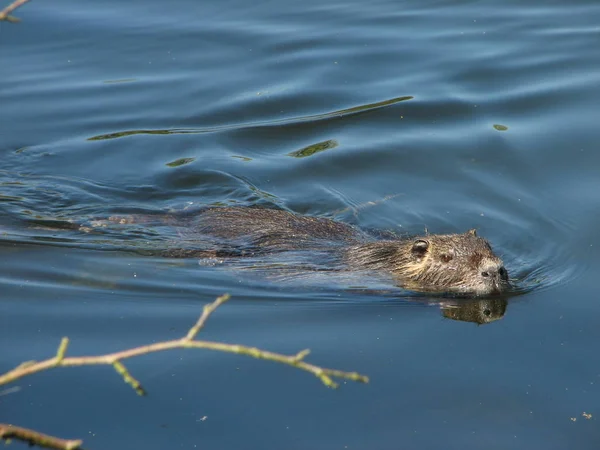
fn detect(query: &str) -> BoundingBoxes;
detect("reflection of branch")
[0,424,82,450]
[0,294,368,391]
[0,0,32,22]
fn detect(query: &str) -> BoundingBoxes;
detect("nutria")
[143,206,509,296]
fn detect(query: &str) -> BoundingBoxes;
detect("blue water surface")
[1,0,600,448]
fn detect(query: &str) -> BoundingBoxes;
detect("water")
[2,0,600,448]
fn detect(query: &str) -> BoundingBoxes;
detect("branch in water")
[0,0,32,22]
[0,294,369,448]
[0,424,83,450]
[0,294,368,391]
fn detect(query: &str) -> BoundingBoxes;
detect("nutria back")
[185,206,509,296]
[191,206,365,249]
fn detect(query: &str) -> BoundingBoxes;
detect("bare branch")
[185,293,230,340]
[0,294,369,449]
[0,294,369,391]
[55,338,69,362]
[0,0,32,22]
[0,424,83,450]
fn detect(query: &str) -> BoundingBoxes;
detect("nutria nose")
[481,264,508,281]
[498,266,508,281]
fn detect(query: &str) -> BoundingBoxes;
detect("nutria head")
[395,229,509,296]
[347,229,509,296]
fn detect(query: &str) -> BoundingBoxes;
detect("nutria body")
[170,206,510,296]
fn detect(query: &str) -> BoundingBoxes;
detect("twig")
[0,294,368,449]
[0,0,32,22]
[0,386,21,396]
[0,424,83,450]
[0,294,369,391]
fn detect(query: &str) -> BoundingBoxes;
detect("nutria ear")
[466,229,477,236]
[411,239,429,258]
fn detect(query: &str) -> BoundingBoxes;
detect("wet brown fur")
[185,206,510,296]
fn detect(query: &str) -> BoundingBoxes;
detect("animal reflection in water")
[439,298,507,325]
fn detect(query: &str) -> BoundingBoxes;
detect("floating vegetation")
[288,139,338,158]
[166,157,195,167]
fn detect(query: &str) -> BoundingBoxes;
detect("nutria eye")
[481,271,490,278]
[483,309,491,316]
[441,253,453,263]
[411,239,429,257]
